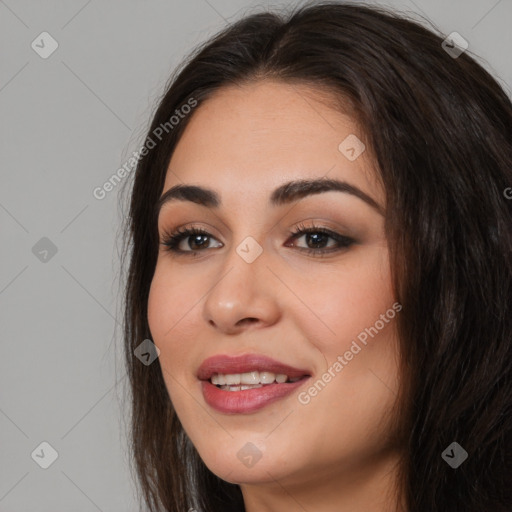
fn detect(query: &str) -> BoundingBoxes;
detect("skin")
[147,80,405,512]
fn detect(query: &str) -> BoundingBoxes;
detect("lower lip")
[201,378,310,414]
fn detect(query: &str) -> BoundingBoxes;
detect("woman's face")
[148,80,402,506]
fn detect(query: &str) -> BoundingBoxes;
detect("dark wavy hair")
[118,2,512,511]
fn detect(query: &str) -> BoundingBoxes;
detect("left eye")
[285,224,354,254]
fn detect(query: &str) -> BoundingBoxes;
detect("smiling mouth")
[201,372,311,414]
[197,353,312,412]
[210,371,309,391]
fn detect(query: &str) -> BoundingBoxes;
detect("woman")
[119,2,512,511]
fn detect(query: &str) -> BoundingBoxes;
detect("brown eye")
[285,223,355,256]
[161,227,223,254]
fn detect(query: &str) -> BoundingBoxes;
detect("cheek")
[147,268,170,345]
[147,261,201,341]
[290,247,394,351]
[288,247,399,420]
[147,263,198,376]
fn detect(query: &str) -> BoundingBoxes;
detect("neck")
[240,450,406,512]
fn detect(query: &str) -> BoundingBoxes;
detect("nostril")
[236,318,258,327]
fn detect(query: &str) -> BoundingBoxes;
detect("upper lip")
[197,353,311,381]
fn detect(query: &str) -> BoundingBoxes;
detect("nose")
[202,243,281,335]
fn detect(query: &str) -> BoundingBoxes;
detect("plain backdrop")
[1,0,510,510]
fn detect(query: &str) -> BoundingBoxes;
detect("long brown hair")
[118,2,512,510]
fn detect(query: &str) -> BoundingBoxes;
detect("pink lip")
[197,353,311,414]
[201,379,310,414]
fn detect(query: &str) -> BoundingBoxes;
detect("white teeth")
[211,374,225,385]
[240,371,260,385]
[222,385,240,391]
[219,384,264,391]
[225,374,241,385]
[240,384,263,390]
[210,371,302,386]
[259,371,275,384]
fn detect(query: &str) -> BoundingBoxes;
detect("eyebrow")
[155,178,385,216]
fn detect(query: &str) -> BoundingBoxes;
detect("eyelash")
[160,222,355,258]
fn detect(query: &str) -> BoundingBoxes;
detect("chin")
[194,438,296,484]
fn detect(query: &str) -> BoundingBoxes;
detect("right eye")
[160,227,223,255]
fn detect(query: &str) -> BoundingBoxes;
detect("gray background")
[1,0,510,510]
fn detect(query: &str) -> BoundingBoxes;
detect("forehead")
[164,80,383,207]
